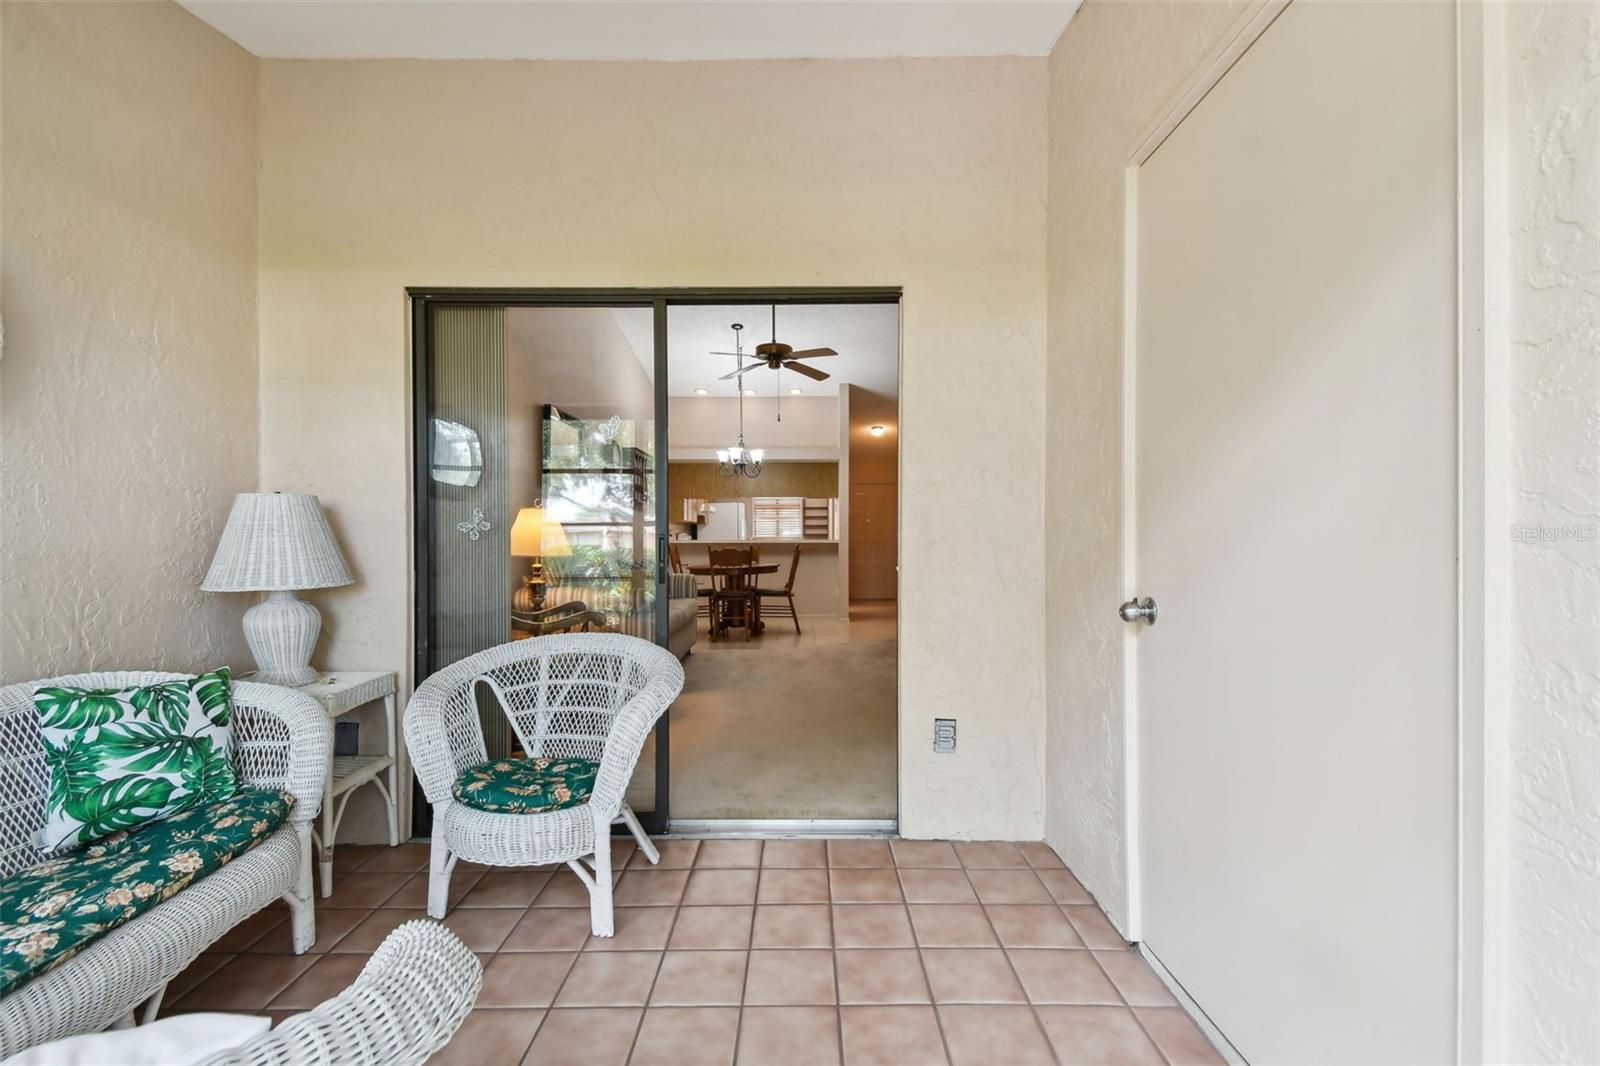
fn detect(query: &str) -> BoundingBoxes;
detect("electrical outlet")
[933,718,957,753]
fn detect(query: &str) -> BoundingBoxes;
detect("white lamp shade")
[542,519,572,558]
[202,492,354,592]
[510,507,573,558]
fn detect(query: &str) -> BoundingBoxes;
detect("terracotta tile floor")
[166,838,1223,1066]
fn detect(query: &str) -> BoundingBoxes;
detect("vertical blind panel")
[429,305,512,759]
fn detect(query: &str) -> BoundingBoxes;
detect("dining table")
[686,561,780,635]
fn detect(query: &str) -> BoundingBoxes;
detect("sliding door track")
[669,818,897,838]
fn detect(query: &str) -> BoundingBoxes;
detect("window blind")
[751,497,804,539]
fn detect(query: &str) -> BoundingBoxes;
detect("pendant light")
[715,323,764,479]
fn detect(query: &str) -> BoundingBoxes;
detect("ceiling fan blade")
[706,351,749,357]
[717,366,752,382]
[784,347,838,360]
[786,361,831,382]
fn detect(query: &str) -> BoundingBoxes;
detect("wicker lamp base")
[244,590,322,686]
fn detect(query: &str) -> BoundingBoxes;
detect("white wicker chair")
[0,673,330,1057]
[405,634,684,936]
[199,920,481,1066]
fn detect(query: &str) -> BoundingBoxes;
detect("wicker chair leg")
[285,824,317,953]
[617,804,658,865]
[427,834,454,920]
[139,985,167,1025]
[589,818,615,937]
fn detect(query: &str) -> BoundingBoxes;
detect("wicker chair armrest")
[403,689,477,806]
[589,652,684,817]
[200,921,482,1066]
[231,681,332,825]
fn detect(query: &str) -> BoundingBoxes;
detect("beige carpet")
[667,608,897,819]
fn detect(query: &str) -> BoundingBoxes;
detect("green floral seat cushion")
[0,787,293,998]
[33,667,239,854]
[451,757,599,814]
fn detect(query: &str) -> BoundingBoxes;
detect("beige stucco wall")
[1045,12,1600,1058]
[257,56,1048,839]
[1502,2,1599,1061]
[1043,0,1245,929]
[0,2,259,679]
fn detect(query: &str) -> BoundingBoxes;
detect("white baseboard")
[1137,943,1248,1065]
[668,818,897,837]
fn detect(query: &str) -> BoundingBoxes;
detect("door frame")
[1116,2,1507,1062]
[409,287,902,837]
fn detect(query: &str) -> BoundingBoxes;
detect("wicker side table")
[289,671,401,897]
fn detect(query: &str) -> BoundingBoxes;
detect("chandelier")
[716,323,764,478]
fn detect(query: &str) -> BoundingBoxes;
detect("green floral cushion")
[452,757,599,814]
[33,668,239,854]
[0,787,292,998]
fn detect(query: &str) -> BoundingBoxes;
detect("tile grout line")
[1040,850,1179,1066]
[529,857,619,1043]
[511,849,624,1061]
[612,840,682,1064]
[899,854,956,1066]
[1096,942,1177,1066]
[825,841,845,1066]
[969,850,1066,1066]
[731,839,766,1065]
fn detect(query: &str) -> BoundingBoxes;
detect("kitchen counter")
[678,538,838,546]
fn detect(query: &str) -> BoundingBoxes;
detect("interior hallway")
[669,603,897,821]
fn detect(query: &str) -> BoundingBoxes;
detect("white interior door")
[1132,3,1459,1062]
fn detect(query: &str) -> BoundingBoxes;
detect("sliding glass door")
[413,299,667,831]
[413,288,900,836]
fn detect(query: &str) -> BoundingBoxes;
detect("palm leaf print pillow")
[33,668,239,854]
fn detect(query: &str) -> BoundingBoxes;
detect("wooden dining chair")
[756,544,804,634]
[707,545,755,640]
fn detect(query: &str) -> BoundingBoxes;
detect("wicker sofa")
[0,673,330,1057]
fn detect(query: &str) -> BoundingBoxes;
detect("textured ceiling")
[179,1,1079,60]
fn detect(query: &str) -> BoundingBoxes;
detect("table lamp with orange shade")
[510,505,572,612]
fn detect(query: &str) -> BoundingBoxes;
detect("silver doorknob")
[1119,597,1157,625]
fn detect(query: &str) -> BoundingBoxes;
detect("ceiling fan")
[710,306,838,382]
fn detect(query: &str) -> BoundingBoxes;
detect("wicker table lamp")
[202,492,354,685]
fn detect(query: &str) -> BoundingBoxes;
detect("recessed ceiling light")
[788,387,804,396]
[694,388,709,396]
[743,388,758,396]
[868,425,888,437]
